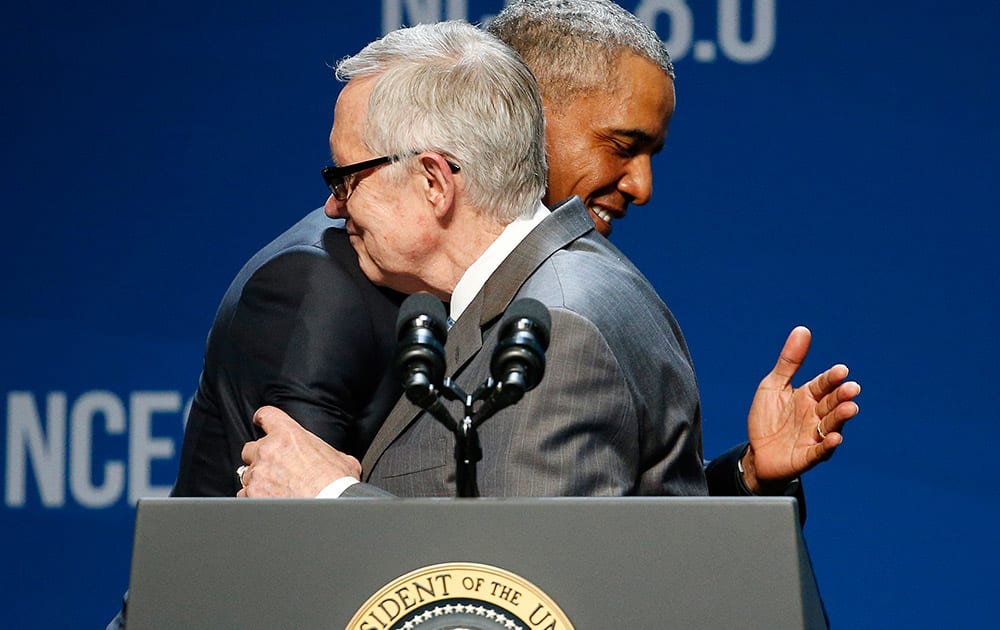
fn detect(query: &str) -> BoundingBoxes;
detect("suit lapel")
[361,198,593,478]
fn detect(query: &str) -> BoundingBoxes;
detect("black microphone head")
[396,292,449,342]
[394,292,449,393]
[499,298,551,350]
[491,298,551,392]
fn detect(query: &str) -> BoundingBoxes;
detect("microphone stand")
[429,377,481,498]
[455,415,482,499]
[425,376,520,498]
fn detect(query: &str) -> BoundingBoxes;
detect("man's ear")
[417,152,458,218]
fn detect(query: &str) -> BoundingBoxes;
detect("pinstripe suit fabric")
[350,197,708,497]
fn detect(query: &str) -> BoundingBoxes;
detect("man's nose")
[324,194,348,219]
[618,155,653,206]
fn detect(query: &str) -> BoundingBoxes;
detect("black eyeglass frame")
[322,155,395,201]
[322,153,461,201]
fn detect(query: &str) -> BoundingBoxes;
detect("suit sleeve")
[341,482,398,498]
[230,249,380,446]
[705,443,807,525]
[173,247,390,496]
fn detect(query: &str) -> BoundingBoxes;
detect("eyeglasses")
[322,155,396,201]
[322,153,461,201]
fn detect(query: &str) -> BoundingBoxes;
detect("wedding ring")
[236,464,249,488]
[816,420,827,440]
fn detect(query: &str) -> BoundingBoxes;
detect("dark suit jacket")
[351,197,708,497]
[171,209,403,497]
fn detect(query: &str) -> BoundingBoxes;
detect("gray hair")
[335,21,547,224]
[487,0,675,108]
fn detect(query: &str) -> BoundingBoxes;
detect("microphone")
[475,298,551,422]
[394,293,449,410]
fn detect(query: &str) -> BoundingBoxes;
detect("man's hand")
[742,326,861,494]
[237,406,361,498]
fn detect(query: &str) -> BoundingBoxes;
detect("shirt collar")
[449,200,550,323]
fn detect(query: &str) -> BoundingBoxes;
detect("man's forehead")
[328,123,349,165]
[328,81,371,164]
[601,66,673,145]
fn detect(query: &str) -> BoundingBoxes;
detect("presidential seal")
[347,562,574,630]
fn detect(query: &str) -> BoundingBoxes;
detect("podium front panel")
[126,497,825,628]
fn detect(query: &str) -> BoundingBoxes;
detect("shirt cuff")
[316,476,360,498]
[736,444,801,497]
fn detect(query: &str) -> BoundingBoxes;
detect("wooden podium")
[125,497,827,628]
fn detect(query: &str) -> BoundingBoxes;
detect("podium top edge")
[138,496,799,507]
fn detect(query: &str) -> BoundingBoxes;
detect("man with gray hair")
[239,20,710,497]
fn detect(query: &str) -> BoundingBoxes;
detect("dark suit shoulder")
[200,208,400,455]
[224,210,358,297]
[209,209,399,341]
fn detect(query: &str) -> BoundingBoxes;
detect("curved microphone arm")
[392,295,551,498]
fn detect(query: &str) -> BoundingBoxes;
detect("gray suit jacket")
[348,197,707,497]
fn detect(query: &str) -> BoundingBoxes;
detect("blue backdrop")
[3,1,997,626]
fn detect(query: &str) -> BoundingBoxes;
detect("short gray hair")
[335,21,547,224]
[487,0,674,108]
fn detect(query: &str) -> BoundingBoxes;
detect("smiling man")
[489,0,676,237]
[542,51,670,234]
